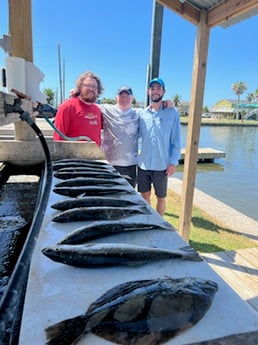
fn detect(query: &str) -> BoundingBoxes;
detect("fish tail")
[45,315,87,345]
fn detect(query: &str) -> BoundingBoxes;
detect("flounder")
[45,276,218,345]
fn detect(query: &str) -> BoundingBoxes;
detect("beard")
[151,95,163,103]
[80,91,97,103]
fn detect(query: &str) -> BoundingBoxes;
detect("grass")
[150,189,257,254]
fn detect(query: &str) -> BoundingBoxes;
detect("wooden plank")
[158,0,200,26]
[203,248,258,311]
[208,0,258,28]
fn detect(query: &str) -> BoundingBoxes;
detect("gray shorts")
[113,165,137,188]
[137,167,168,198]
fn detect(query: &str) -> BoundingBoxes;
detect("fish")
[54,177,126,188]
[51,196,143,211]
[54,170,121,180]
[53,161,116,172]
[53,185,133,197]
[54,158,108,166]
[45,276,218,345]
[58,220,172,244]
[51,206,150,222]
[42,243,203,267]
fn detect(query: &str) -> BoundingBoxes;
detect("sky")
[0,0,258,107]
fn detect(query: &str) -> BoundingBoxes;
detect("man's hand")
[166,164,176,176]
[162,100,174,108]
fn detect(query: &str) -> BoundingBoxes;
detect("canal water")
[174,125,258,221]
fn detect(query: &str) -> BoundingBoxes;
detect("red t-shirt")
[53,97,102,146]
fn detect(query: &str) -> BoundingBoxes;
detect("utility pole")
[146,0,164,106]
[58,44,63,104]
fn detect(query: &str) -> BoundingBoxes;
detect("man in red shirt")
[53,71,103,146]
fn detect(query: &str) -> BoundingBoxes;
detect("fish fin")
[178,245,203,262]
[94,329,169,345]
[45,315,87,345]
[77,193,86,198]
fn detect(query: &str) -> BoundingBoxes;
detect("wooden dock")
[179,147,225,164]
[202,247,258,312]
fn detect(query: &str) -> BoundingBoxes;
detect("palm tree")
[231,81,247,119]
[173,94,181,107]
[43,88,55,105]
[254,88,258,103]
[247,93,254,103]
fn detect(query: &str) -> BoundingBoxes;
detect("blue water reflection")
[174,125,258,221]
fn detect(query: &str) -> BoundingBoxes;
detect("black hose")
[0,111,53,345]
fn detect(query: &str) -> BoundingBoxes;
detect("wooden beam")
[208,0,258,28]
[179,10,210,242]
[8,0,34,141]
[9,0,33,62]
[157,0,200,26]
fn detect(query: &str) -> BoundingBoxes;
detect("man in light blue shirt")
[138,78,181,216]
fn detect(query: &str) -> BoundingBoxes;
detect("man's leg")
[141,191,151,204]
[156,196,166,216]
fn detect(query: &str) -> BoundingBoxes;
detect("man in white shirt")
[101,87,139,187]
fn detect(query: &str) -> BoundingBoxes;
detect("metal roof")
[159,0,258,28]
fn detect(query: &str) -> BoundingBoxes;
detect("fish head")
[171,277,218,324]
[146,277,218,333]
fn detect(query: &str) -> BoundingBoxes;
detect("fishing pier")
[179,147,225,164]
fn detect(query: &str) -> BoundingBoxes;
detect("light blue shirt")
[138,105,181,170]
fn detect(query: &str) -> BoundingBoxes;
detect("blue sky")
[0,0,257,107]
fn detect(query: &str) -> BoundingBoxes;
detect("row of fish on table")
[42,158,219,345]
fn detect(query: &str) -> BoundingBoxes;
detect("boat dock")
[179,148,225,164]
[0,120,226,164]
[168,178,258,314]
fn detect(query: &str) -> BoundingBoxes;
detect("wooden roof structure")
[5,0,258,242]
[157,0,258,241]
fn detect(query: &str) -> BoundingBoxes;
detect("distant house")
[177,101,190,116]
[210,99,236,119]
[210,99,252,119]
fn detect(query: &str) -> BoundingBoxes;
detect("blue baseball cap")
[148,78,165,89]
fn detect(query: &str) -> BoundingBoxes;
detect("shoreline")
[168,178,258,246]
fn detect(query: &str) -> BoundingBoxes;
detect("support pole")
[9,0,34,140]
[179,10,210,242]
[146,0,164,106]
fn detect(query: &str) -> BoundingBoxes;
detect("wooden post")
[9,0,35,140]
[179,11,210,242]
[9,0,33,62]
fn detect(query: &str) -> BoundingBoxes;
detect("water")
[174,125,258,221]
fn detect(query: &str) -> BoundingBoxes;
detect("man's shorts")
[137,167,168,198]
[113,165,137,188]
